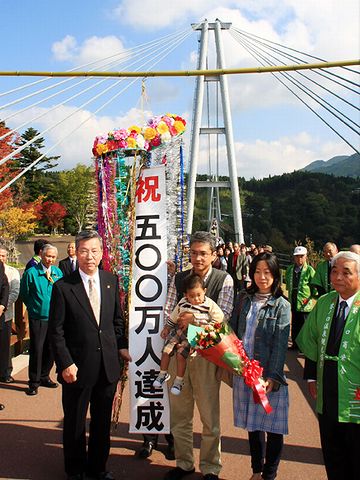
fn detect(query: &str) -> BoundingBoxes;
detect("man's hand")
[166,260,176,277]
[160,325,171,339]
[308,380,317,399]
[177,312,194,330]
[0,305,5,316]
[62,363,78,383]
[119,349,132,362]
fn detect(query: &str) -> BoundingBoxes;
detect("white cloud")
[193,131,354,179]
[52,35,128,67]
[112,0,220,30]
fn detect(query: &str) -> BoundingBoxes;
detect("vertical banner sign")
[129,165,170,434]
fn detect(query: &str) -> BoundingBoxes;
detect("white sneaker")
[153,372,171,387]
[170,380,184,396]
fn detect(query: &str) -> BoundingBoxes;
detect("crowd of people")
[0,233,359,480]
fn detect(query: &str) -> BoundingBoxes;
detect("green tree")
[15,127,60,200]
[56,164,95,233]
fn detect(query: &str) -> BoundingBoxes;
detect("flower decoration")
[188,323,272,413]
[92,113,186,157]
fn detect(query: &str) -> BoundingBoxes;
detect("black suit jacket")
[58,257,78,276]
[49,269,127,387]
[0,262,9,327]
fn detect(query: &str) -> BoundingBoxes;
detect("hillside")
[192,171,360,250]
[300,153,360,177]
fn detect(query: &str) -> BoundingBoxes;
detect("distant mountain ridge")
[300,153,360,177]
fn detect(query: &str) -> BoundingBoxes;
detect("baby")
[153,273,224,395]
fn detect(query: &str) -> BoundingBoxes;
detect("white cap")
[293,246,307,256]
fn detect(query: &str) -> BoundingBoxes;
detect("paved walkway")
[0,351,326,480]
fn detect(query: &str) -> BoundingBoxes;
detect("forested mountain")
[300,153,360,177]
[193,171,360,251]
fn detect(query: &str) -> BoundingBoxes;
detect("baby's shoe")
[170,379,184,396]
[153,372,171,387]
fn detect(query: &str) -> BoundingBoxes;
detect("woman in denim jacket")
[230,252,290,480]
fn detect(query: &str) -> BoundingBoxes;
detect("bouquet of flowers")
[188,322,272,413]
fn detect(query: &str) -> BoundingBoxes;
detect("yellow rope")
[0,59,358,78]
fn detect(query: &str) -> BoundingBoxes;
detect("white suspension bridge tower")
[186,19,244,243]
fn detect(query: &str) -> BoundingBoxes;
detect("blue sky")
[0,0,359,179]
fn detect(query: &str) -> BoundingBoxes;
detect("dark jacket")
[58,257,78,276]
[0,262,9,327]
[48,269,127,387]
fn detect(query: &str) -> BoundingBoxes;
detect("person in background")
[285,246,316,350]
[212,245,227,271]
[349,244,360,254]
[231,252,290,480]
[263,245,273,254]
[0,259,9,410]
[297,251,360,480]
[59,242,78,276]
[20,244,62,396]
[49,230,131,480]
[311,242,338,297]
[25,238,48,271]
[0,246,20,383]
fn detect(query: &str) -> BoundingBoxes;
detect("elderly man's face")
[41,248,57,269]
[67,243,76,258]
[330,258,360,299]
[294,254,306,267]
[323,244,338,260]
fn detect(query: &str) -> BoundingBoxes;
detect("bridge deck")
[0,351,326,479]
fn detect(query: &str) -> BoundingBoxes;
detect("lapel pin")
[107,285,111,288]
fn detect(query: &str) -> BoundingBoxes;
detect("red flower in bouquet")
[189,323,272,414]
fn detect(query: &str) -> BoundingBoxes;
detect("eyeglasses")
[190,250,213,258]
[77,249,102,257]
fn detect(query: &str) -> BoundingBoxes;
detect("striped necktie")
[88,278,100,324]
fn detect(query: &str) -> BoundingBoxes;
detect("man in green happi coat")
[285,246,316,350]
[311,242,338,297]
[297,251,360,480]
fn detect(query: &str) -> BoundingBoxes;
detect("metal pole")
[214,19,244,243]
[186,21,209,235]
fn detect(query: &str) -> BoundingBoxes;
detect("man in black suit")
[0,260,9,410]
[49,231,131,480]
[59,242,78,276]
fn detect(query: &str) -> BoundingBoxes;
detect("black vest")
[174,268,227,303]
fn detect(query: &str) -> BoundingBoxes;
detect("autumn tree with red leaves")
[40,201,66,234]
[0,121,20,208]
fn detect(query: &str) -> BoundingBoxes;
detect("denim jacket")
[230,293,291,385]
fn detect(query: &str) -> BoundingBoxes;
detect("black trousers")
[248,431,283,480]
[318,413,359,480]
[0,320,13,378]
[28,318,54,388]
[291,310,308,348]
[62,369,117,476]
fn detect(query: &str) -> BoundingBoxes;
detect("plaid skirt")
[233,374,289,435]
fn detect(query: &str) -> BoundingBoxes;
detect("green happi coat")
[285,263,316,312]
[311,260,333,294]
[297,290,360,423]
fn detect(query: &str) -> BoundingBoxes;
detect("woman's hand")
[265,378,275,394]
